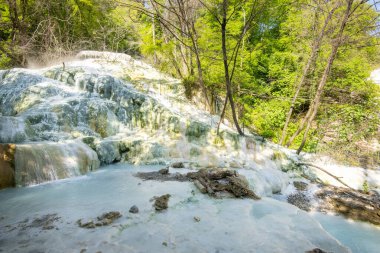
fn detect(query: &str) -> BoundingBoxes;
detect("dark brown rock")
[136,168,260,200]
[77,211,122,229]
[15,214,61,231]
[293,181,308,191]
[129,205,139,214]
[97,211,122,221]
[153,194,171,211]
[287,192,311,212]
[0,144,16,189]
[305,249,327,253]
[315,185,380,225]
[171,162,185,168]
[135,171,189,182]
[77,219,96,229]
[159,168,169,174]
[187,169,260,200]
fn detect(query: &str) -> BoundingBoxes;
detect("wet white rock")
[13,140,99,186]
[0,164,355,253]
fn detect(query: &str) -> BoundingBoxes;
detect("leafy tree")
[0,0,138,67]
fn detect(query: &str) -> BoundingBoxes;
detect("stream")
[1,163,379,253]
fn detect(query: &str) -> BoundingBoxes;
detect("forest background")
[1,0,379,167]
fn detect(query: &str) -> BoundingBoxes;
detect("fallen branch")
[297,162,354,190]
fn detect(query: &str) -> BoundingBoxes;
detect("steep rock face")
[0,117,28,143]
[0,70,46,116]
[14,141,99,186]
[0,51,292,189]
[0,141,99,188]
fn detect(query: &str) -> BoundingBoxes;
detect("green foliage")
[1,0,379,165]
[183,76,199,100]
[363,180,369,194]
[244,100,287,140]
[240,0,380,159]
[0,0,139,67]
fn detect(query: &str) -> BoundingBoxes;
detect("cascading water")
[1,51,380,253]
[14,141,99,186]
[0,51,295,191]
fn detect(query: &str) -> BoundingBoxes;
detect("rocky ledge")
[136,167,260,200]
[315,185,380,225]
[286,181,380,226]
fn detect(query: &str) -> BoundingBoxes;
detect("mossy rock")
[221,131,240,150]
[185,121,210,144]
[213,135,226,148]
[190,147,201,157]
[281,160,303,172]
[95,141,121,164]
[167,116,181,133]
[271,150,286,161]
[81,136,97,150]
[44,68,83,86]
[122,74,132,82]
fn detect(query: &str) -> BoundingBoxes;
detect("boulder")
[152,194,171,211]
[77,211,122,229]
[171,162,185,168]
[315,185,380,225]
[95,140,121,164]
[129,205,139,214]
[0,144,15,189]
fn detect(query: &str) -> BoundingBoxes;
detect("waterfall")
[14,141,99,186]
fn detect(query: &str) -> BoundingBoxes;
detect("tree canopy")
[1,0,379,167]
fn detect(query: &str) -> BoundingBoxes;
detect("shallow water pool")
[0,164,377,253]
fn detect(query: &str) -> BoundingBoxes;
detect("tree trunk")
[281,6,335,146]
[296,0,354,154]
[190,23,213,113]
[7,0,20,37]
[152,13,157,64]
[221,0,243,135]
[171,49,184,78]
[217,94,228,134]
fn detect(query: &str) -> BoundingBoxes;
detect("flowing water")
[312,213,380,253]
[1,52,380,253]
[1,164,379,253]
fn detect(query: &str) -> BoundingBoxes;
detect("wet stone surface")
[28,214,61,230]
[187,169,260,200]
[129,205,139,214]
[305,248,328,253]
[287,192,311,212]
[152,194,171,211]
[158,168,169,174]
[293,181,308,191]
[315,185,380,225]
[136,168,260,200]
[170,162,185,168]
[193,216,201,222]
[77,211,122,229]
[135,170,189,182]
[1,214,62,235]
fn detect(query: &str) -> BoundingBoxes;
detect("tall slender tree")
[285,0,377,154]
[280,1,338,145]
[202,0,270,135]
